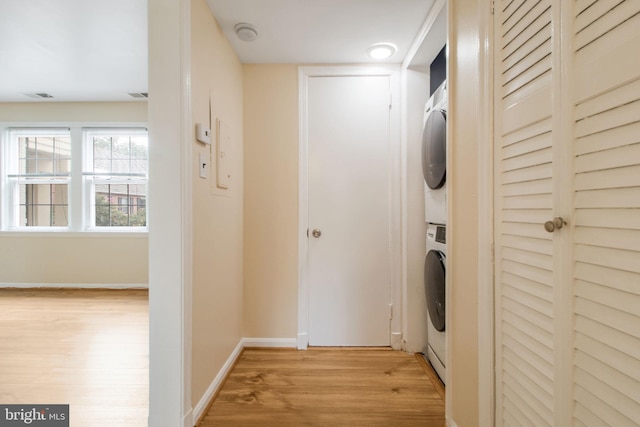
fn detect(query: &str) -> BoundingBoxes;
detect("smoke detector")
[234,23,258,42]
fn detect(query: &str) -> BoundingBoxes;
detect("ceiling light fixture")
[234,23,258,42]
[366,43,397,60]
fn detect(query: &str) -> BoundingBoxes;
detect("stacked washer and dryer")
[422,78,447,384]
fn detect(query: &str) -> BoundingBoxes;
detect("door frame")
[297,65,402,350]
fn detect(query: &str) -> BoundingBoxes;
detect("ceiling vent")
[23,92,54,99]
[128,92,148,98]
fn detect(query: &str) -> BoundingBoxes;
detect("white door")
[307,74,392,346]
[494,1,640,425]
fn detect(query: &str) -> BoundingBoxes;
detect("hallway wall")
[242,64,299,338]
[190,0,244,406]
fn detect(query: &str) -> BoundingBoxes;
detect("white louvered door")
[572,1,640,425]
[494,1,640,426]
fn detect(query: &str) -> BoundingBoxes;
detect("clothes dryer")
[422,80,447,225]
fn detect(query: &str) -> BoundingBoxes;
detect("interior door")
[494,1,640,425]
[307,74,391,346]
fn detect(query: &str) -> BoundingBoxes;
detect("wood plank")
[0,289,148,427]
[198,349,445,427]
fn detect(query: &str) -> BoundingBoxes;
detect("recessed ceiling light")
[234,23,258,42]
[366,43,397,60]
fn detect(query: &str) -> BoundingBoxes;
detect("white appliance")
[425,223,446,383]
[422,81,448,225]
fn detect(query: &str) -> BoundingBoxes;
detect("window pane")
[93,183,146,227]
[89,133,148,176]
[18,183,69,227]
[18,135,71,176]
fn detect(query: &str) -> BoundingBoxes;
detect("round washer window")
[421,109,447,190]
[424,250,445,332]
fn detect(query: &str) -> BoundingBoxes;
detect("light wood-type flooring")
[198,348,445,427]
[0,289,148,427]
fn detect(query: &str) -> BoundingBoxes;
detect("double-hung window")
[1,126,147,232]
[84,129,148,228]
[6,129,71,228]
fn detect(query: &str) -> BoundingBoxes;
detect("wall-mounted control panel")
[195,123,211,145]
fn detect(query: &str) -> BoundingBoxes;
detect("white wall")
[0,102,148,285]
[449,0,482,424]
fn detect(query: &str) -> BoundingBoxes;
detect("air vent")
[23,92,54,99]
[128,92,148,98]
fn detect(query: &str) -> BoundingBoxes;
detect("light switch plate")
[199,153,208,179]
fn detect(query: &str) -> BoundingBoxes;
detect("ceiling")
[207,0,434,64]
[0,0,147,102]
[0,0,434,102]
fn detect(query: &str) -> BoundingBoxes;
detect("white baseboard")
[0,282,148,289]
[391,332,403,350]
[192,339,244,424]
[182,409,193,427]
[191,337,297,424]
[447,418,459,427]
[297,332,308,350]
[242,337,297,348]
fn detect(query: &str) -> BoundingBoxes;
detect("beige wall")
[242,64,299,338]
[0,101,147,122]
[449,0,480,425]
[0,101,149,285]
[0,235,148,284]
[190,0,244,406]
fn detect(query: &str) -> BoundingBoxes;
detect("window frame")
[0,122,148,234]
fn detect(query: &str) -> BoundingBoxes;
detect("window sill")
[0,229,148,238]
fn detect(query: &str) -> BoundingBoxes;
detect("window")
[1,126,147,232]
[85,130,148,228]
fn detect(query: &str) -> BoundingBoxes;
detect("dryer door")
[424,250,446,331]
[421,109,447,189]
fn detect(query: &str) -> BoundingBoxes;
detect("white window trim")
[0,122,148,234]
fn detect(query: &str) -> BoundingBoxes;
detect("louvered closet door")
[495,0,640,426]
[572,1,640,425]
[494,0,563,426]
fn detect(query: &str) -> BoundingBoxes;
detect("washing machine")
[422,80,447,225]
[425,223,446,383]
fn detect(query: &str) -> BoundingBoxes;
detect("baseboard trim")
[192,339,244,425]
[391,332,403,350]
[182,409,193,427]
[0,282,148,289]
[447,418,459,427]
[243,337,297,348]
[297,332,309,350]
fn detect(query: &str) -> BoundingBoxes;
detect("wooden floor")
[0,289,148,427]
[198,348,445,427]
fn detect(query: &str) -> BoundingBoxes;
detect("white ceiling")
[0,0,147,102]
[0,0,434,102]
[207,0,434,64]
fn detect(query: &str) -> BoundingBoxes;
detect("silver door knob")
[544,217,566,233]
[312,229,322,238]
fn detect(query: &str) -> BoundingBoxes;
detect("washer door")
[424,250,446,332]
[421,109,447,190]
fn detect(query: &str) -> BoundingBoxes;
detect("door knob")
[312,229,322,238]
[544,217,566,233]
